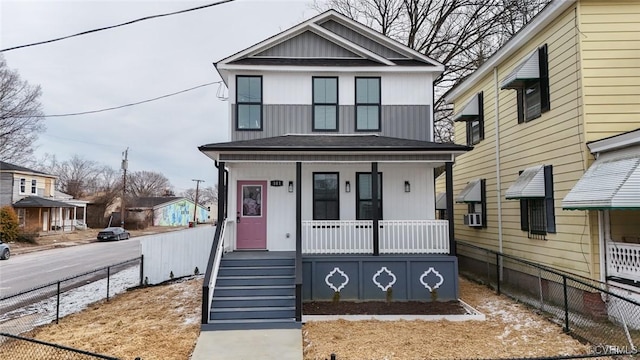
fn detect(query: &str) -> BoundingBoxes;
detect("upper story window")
[355,77,381,131]
[501,44,550,123]
[31,179,37,194]
[453,92,484,146]
[236,75,262,130]
[313,77,338,131]
[19,178,26,193]
[313,173,339,220]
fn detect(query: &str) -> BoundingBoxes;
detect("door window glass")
[242,185,262,216]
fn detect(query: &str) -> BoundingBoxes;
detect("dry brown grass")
[0,275,597,360]
[0,277,202,360]
[302,278,591,360]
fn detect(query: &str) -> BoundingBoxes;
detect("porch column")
[217,162,226,225]
[372,162,380,256]
[446,162,455,256]
[295,162,302,321]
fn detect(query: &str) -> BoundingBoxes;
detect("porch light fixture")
[404,181,411,193]
[288,181,294,193]
[345,181,351,193]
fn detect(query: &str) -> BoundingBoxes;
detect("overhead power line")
[1,0,236,52]
[37,81,222,118]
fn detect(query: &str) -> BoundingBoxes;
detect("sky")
[0,0,319,194]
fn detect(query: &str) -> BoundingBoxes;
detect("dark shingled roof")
[199,135,471,152]
[0,161,51,176]
[128,197,184,208]
[13,196,74,208]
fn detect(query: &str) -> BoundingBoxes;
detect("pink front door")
[236,181,267,249]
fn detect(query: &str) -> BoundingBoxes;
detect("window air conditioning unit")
[463,213,483,227]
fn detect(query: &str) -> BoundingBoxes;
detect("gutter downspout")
[494,67,504,278]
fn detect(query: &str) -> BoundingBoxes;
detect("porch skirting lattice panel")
[302,255,458,301]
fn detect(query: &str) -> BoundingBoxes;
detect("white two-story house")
[198,10,470,331]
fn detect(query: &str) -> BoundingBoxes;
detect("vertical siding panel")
[254,31,359,58]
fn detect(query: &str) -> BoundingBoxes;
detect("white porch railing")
[607,241,640,282]
[379,220,449,254]
[302,220,373,254]
[302,220,449,255]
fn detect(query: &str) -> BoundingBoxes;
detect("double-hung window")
[356,173,382,220]
[31,179,37,194]
[236,76,262,130]
[355,77,381,131]
[313,173,339,220]
[313,77,338,131]
[501,44,550,123]
[19,178,26,193]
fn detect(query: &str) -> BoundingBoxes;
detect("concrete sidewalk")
[191,329,303,360]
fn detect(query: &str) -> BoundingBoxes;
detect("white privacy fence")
[140,225,216,285]
[302,220,449,255]
[608,241,640,282]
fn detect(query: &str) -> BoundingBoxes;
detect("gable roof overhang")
[444,0,576,104]
[199,135,471,164]
[214,10,444,85]
[0,161,56,178]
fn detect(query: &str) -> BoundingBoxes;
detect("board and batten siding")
[451,6,598,279]
[578,0,640,142]
[254,30,361,58]
[226,163,437,251]
[228,72,433,141]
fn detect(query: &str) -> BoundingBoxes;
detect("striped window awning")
[456,179,482,203]
[505,165,545,199]
[501,49,540,89]
[452,94,480,122]
[562,154,640,210]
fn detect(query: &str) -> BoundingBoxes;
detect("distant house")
[0,161,86,231]
[127,197,208,227]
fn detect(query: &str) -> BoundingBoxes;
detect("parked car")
[0,240,10,260]
[97,227,130,241]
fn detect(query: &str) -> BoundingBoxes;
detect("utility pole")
[121,148,129,228]
[192,179,204,224]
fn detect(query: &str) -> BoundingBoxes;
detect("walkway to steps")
[191,329,302,360]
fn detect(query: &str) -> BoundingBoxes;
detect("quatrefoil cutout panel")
[325,267,349,292]
[419,267,444,292]
[372,266,397,292]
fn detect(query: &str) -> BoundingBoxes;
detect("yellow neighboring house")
[442,0,640,293]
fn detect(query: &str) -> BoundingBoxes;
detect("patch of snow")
[0,265,140,335]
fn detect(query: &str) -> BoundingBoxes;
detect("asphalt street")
[0,239,141,297]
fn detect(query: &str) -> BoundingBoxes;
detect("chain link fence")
[457,241,640,356]
[0,257,143,336]
[0,332,120,360]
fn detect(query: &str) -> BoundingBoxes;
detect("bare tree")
[181,185,218,204]
[127,170,173,198]
[0,56,45,163]
[315,0,551,142]
[34,154,104,198]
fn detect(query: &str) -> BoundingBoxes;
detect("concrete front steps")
[203,253,300,331]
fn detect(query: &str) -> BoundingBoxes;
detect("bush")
[0,206,19,242]
[17,226,39,244]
